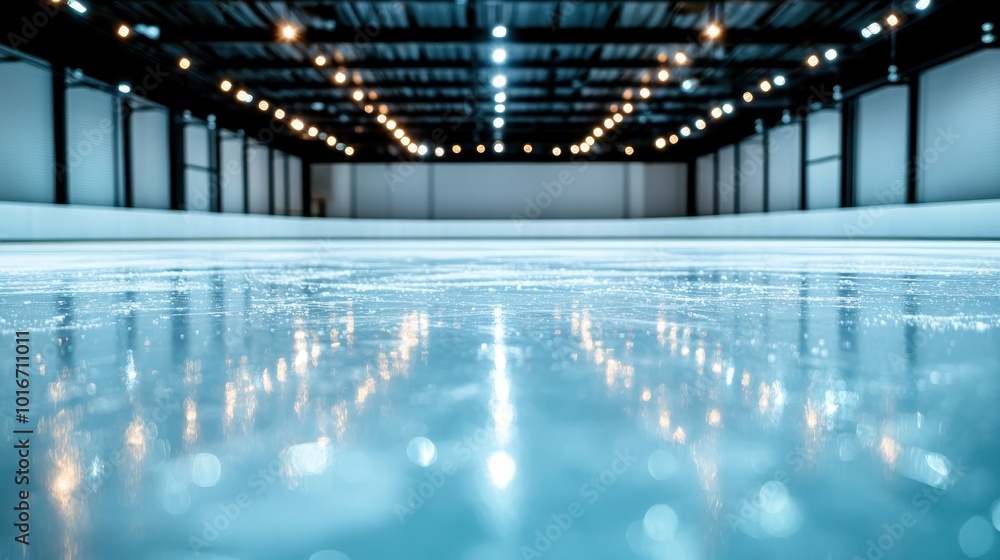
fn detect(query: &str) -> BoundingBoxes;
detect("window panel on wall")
[184,121,210,168]
[219,130,245,213]
[246,140,270,214]
[767,123,801,212]
[66,85,119,206]
[806,109,841,210]
[918,49,1000,203]
[739,135,765,213]
[272,151,287,215]
[856,86,909,207]
[129,102,170,209]
[288,155,303,216]
[0,60,55,203]
[717,145,736,214]
[696,154,715,216]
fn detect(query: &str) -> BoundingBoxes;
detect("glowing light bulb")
[655,137,666,149]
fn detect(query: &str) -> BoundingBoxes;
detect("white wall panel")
[806,160,841,210]
[739,135,765,214]
[66,86,118,206]
[918,49,1000,203]
[185,168,211,212]
[130,105,170,210]
[0,61,55,203]
[807,109,841,161]
[696,154,715,216]
[246,141,270,214]
[433,163,624,219]
[288,155,303,216]
[717,145,736,215]
[857,86,909,207]
[643,163,687,217]
[219,131,245,213]
[768,123,801,212]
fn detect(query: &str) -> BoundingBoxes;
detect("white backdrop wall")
[918,49,1000,203]
[716,145,736,215]
[129,103,171,210]
[805,109,842,210]
[313,162,688,219]
[0,61,55,203]
[856,86,909,207]
[66,85,120,206]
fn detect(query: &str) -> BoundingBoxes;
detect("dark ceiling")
[0,0,992,162]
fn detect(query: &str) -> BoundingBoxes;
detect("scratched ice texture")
[1,240,999,560]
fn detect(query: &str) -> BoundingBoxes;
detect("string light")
[570,145,579,154]
[612,113,623,123]
[326,136,337,147]
[258,100,270,111]
[655,137,666,149]
[773,75,787,87]
[334,71,347,84]
[825,49,838,61]
[435,146,445,157]
[308,126,319,137]
[658,69,669,82]
[407,143,418,153]
[680,126,691,137]
[604,118,614,129]
[393,129,404,139]
[669,134,679,144]
[624,146,634,156]
[674,52,689,65]
[552,146,561,156]
[711,107,723,119]
[495,92,506,103]
[477,144,486,153]
[493,141,504,153]
[623,103,633,114]
[364,104,374,113]
[807,54,821,67]
[639,87,651,99]
[492,25,507,38]
[386,119,397,130]
[523,144,533,153]
[418,145,428,156]
[274,108,286,120]
[760,80,772,92]
[345,146,355,156]
[290,118,304,131]
[452,144,462,154]
[492,75,507,88]
[593,127,603,138]
[695,119,707,130]
[352,90,364,101]
[220,80,233,92]
[117,24,131,38]
[722,103,734,114]
[314,54,327,66]
[492,48,507,63]
[280,24,298,41]
[705,22,723,40]
[743,91,754,102]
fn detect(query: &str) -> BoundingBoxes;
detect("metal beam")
[162,26,858,46]
[210,57,805,73]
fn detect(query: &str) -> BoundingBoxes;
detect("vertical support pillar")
[840,98,856,208]
[53,68,68,204]
[168,109,186,210]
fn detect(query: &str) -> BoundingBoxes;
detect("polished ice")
[2,240,1000,560]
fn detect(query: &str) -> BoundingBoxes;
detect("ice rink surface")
[1,240,999,560]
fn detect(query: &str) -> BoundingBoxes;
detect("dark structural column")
[906,81,919,204]
[762,128,770,213]
[122,97,133,208]
[168,109,186,210]
[686,159,697,216]
[52,68,68,205]
[840,98,856,208]
[799,117,808,211]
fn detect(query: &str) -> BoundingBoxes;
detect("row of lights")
[217,78,355,155]
[647,0,924,151]
[491,26,508,133]
[107,15,356,155]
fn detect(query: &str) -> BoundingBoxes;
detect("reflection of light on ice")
[487,451,516,489]
[282,439,334,477]
[406,437,437,467]
[191,453,222,487]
